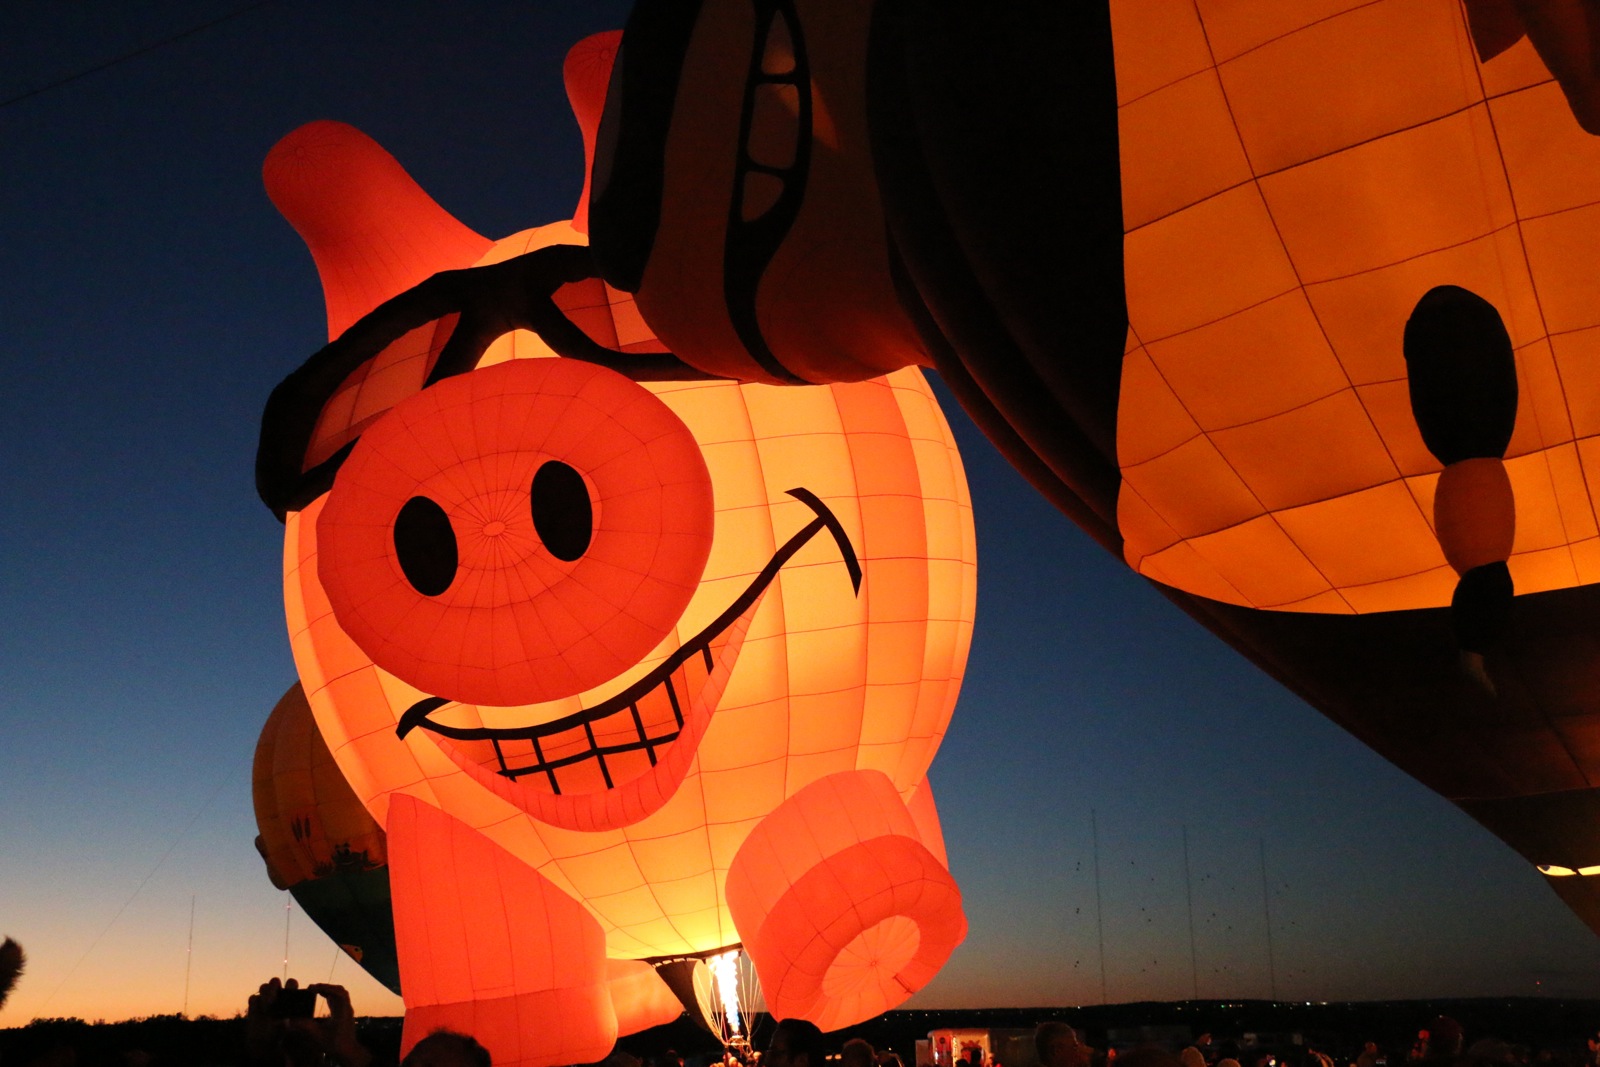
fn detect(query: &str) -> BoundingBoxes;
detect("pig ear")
[264,120,492,340]
[259,122,494,518]
[256,115,703,522]
[564,31,622,235]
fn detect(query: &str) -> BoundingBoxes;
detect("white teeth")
[492,646,714,793]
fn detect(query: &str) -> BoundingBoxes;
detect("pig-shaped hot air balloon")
[255,35,974,1067]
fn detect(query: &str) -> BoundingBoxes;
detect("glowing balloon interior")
[257,40,975,1062]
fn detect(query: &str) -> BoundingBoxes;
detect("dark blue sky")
[2,0,1597,1023]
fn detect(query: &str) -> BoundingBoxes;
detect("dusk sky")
[4,1,1599,1026]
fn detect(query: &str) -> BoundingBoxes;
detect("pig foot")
[726,769,965,1031]
[387,795,617,1067]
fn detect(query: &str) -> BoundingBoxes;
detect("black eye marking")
[394,496,458,596]
[531,461,593,562]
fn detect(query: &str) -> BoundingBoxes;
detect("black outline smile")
[396,487,861,793]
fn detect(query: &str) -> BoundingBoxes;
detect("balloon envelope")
[252,684,401,994]
[257,84,975,1059]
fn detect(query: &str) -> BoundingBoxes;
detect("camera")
[271,985,317,1019]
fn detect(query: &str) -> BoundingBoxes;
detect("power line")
[1,1,275,111]
[1259,838,1277,1002]
[36,763,237,1015]
[1183,824,1198,1000]
[1091,808,1107,1004]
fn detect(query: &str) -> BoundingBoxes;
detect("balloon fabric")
[256,34,975,1062]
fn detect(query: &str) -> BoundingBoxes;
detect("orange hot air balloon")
[260,4,1600,943]
[252,684,400,993]
[1087,0,1600,930]
[256,35,974,1067]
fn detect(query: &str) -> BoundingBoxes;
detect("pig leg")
[387,795,616,1067]
[726,769,966,1031]
[605,958,684,1036]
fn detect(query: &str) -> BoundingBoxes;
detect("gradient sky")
[4,0,1599,1026]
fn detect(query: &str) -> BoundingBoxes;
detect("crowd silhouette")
[5,990,1600,1067]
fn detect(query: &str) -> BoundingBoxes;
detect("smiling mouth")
[395,487,860,795]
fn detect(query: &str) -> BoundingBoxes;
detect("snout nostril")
[531,460,593,561]
[394,496,457,595]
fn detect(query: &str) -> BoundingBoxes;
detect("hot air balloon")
[255,32,975,1067]
[259,2,1600,938]
[1089,0,1600,933]
[253,684,400,994]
